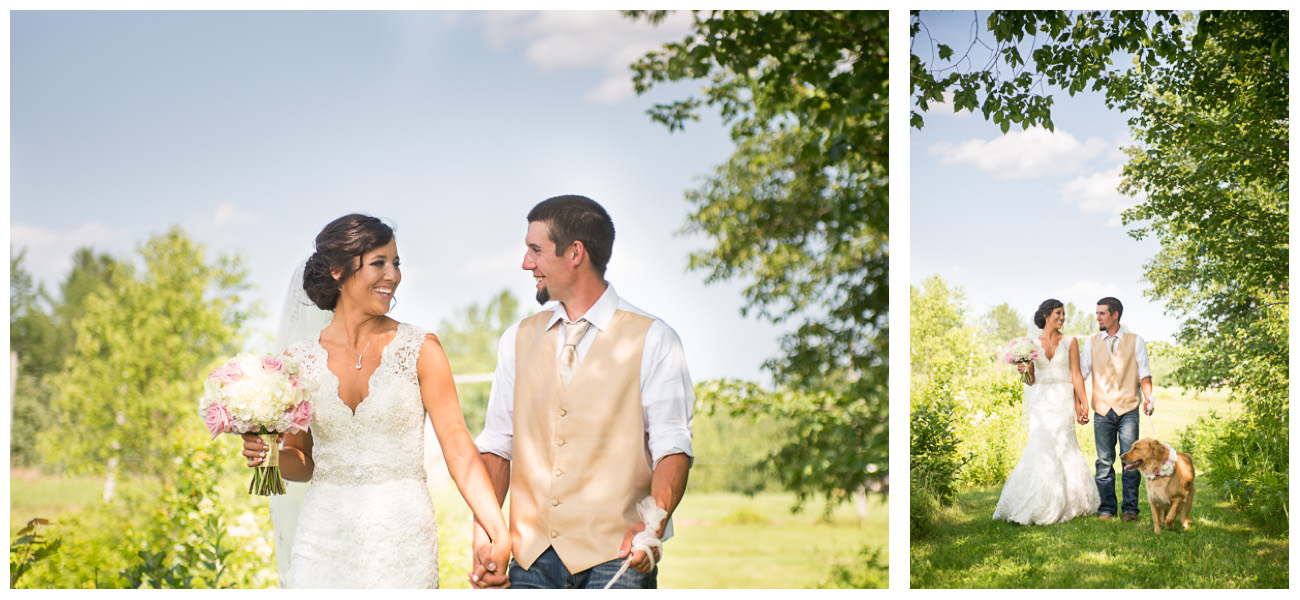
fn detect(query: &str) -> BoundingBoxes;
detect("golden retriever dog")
[1121,439,1195,533]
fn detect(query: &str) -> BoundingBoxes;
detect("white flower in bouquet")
[198,352,315,495]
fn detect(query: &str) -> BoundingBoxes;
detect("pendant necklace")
[344,337,372,370]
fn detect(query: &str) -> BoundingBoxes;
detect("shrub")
[16,434,276,588]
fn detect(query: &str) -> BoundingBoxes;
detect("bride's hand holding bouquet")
[199,353,315,495]
[1002,337,1039,384]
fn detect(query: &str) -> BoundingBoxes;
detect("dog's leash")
[1144,404,1160,440]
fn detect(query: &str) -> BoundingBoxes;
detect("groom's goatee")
[536,288,550,305]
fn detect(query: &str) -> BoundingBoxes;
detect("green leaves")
[10,518,61,588]
[911,10,1186,130]
[40,227,253,480]
[627,10,888,511]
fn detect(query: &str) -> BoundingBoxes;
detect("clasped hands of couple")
[1015,361,1154,427]
[467,521,661,589]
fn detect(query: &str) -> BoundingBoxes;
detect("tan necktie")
[557,319,590,388]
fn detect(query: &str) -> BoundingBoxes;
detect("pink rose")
[288,375,302,389]
[204,403,231,440]
[288,402,313,434]
[263,356,284,372]
[214,363,243,383]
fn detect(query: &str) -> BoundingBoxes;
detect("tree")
[11,247,120,467]
[911,275,982,379]
[40,228,253,491]
[435,290,520,433]
[978,302,1025,351]
[1116,11,1287,524]
[625,10,888,510]
[436,290,520,376]
[1062,302,1095,337]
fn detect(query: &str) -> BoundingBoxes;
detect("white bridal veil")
[269,258,332,586]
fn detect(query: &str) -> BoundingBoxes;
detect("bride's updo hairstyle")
[303,214,394,311]
[1033,298,1065,330]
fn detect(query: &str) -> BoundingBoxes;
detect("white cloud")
[212,202,261,227]
[479,10,694,104]
[1061,165,1144,227]
[929,126,1110,179]
[10,221,133,284]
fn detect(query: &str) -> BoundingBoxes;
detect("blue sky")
[9,10,790,383]
[910,10,1181,343]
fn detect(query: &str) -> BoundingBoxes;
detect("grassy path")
[911,484,1287,588]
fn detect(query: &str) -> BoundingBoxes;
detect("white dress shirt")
[474,283,695,469]
[1079,325,1153,407]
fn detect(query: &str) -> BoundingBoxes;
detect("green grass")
[661,492,886,588]
[429,488,887,589]
[13,475,885,589]
[911,484,1287,588]
[913,385,1284,589]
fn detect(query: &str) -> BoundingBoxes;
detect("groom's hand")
[618,523,660,574]
[469,521,510,589]
[1143,398,1154,415]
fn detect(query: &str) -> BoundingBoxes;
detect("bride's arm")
[1068,338,1088,416]
[416,334,511,564]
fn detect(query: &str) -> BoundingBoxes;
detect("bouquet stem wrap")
[603,497,668,589]
[249,432,286,496]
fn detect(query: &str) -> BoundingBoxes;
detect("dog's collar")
[1146,441,1178,480]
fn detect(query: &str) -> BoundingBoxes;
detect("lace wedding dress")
[283,322,439,588]
[992,335,1100,525]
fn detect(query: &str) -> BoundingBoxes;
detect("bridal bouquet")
[1002,337,1039,384]
[199,353,314,495]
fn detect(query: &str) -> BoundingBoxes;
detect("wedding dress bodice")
[1032,336,1072,385]
[290,323,429,486]
[282,322,439,588]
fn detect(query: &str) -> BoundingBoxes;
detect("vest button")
[553,468,563,477]
[551,499,559,506]
[550,530,558,538]
[557,439,566,446]
[559,408,568,417]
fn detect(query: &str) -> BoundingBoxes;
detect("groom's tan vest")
[510,309,655,572]
[1089,331,1141,416]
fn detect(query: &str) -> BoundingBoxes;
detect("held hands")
[241,432,277,467]
[469,521,510,589]
[618,522,660,574]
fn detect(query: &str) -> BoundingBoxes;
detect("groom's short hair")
[1097,297,1123,321]
[528,195,615,278]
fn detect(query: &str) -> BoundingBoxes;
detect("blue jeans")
[508,546,657,589]
[1094,408,1141,516]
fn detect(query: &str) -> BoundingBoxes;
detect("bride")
[240,214,510,587]
[992,299,1100,525]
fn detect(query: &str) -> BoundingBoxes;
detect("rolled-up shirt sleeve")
[1134,334,1152,381]
[641,320,695,469]
[474,324,518,461]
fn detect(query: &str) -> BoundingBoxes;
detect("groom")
[470,195,694,589]
[1079,297,1154,522]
